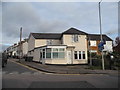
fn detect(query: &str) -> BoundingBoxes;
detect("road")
[2,59,119,88]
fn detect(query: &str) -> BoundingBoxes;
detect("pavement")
[10,58,119,75]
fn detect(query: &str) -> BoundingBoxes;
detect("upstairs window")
[90,41,96,46]
[72,35,79,42]
[47,40,52,45]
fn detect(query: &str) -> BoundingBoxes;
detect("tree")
[113,37,120,52]
[115,36,120,45]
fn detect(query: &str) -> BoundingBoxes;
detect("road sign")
[98,41,105,51]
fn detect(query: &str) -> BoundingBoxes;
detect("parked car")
[2,53,8,67]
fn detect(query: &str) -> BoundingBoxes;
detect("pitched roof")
[62,28,88,35]
[88,34,113,41]
[29,28,112,41]
[31,33,62,39]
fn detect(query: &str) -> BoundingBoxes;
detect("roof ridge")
[88,34,106,35]
[62,27,88,35]
[31,33,61,34]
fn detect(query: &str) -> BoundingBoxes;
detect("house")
[6,43,18,57]
[6,39,28,58]
[17,39,28,58]
[21,39,28,57]
[6,46,13,57]
[87,34,113,54]
[28,28,88,65]
[12,43,19,57]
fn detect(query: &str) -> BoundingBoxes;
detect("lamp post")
[19,27,22,62]
[98,0,105,70]
[88,37,92,66]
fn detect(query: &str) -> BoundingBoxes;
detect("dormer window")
[72,34,79,42]
[47,40,52,45]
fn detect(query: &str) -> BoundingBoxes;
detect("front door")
[40,52,42,60]
[67,51,72,64]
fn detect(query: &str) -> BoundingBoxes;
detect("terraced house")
[28,28,88,65]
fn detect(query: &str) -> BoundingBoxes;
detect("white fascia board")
[47,45,67,48]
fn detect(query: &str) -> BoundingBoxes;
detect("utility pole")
[98,0,105,70]
[89,37,92,66]
[88,37,92,66]
[19,27,22,62]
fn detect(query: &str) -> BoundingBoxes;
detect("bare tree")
[115,36,120,45]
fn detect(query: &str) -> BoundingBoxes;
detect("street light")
[19,27,22,62]
[98,0,105,70]
[88,37,92,66]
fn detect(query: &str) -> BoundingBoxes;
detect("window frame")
[90,40,97,46]
[74,51,78,59]
[72,34,79,42]
[52,48,65,59]
[74,51,86,60]
[47,40,52,45]
[46,48,52,59]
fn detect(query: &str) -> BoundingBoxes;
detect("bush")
[92,59,102,66]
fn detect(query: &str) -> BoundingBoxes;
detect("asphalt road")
[2,59,119,88]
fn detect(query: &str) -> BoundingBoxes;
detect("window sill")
[75,59,86,60]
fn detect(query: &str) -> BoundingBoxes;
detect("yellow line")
[10,60,81,75]
[10,60,103,76]
[10,60,42,73]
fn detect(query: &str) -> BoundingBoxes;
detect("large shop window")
[74,51,86,60]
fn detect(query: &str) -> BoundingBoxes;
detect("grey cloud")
[2,2,69,45]
[2,2,41,38]
[2,2,117,46]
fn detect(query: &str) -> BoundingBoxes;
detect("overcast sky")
[1,1,118,51]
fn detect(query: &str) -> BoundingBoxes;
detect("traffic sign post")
[98,41,105,52]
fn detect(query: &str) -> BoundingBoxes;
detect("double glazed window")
[43,49,45,59]
[47,40,52,45]
[53,48,65,59]
[83,51,85,59]
[79,51,82,59]
[53,48,58,58]
[74,51,86,60]
[46,48,51,58]
[74,51,78,59]
[45,48,65,59]
[72,35,79,42]
[90,41,96,46]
